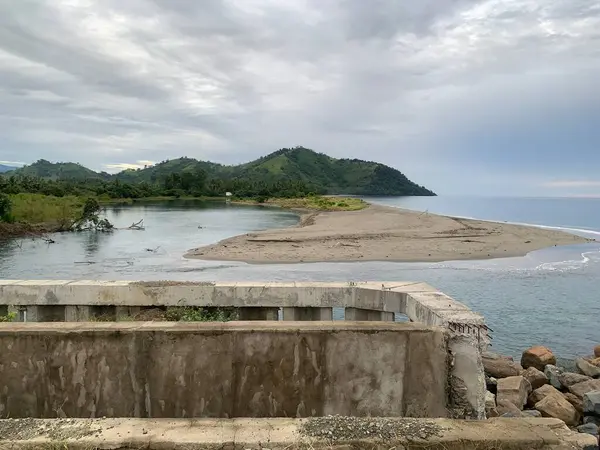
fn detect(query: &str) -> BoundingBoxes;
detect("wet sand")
[184,204,592,264]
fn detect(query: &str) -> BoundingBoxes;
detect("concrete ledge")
[0,281,487,340]
[0,417,596,449]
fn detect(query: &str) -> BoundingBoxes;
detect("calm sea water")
[1,197,599,359]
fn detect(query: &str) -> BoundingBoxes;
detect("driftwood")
[128,219,145,230]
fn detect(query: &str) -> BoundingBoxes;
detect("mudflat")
[185,204,592,264]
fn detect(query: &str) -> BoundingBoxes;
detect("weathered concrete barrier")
[0,417,596,449]
[0,322,451,419]
[0,281,488,340]
[0,281,490,420]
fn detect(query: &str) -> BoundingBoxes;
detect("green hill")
[7,148,435,196]
[9,159,110,180]
[234,147,434,196]
[115,157,228,184]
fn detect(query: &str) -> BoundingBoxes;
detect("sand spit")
[185,204,593,264]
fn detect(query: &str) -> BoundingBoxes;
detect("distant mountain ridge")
[0,164,17,173]
[6,148,435,196]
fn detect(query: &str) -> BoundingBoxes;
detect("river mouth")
[1,199,599,359]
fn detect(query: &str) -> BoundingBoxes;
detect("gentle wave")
[444,213,600,239]
[376,202,600,238]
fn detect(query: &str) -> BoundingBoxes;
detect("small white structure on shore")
[225,192,232,202]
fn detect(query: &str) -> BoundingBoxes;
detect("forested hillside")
[2,147,435,198]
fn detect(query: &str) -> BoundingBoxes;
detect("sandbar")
[184,204,593,264]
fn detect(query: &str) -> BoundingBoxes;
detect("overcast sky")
[0,0,599,196]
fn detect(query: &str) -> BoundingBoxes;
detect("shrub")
[165,306,238,322]
[0,194,12,221]
[0,312,16,322]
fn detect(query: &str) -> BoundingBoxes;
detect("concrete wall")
[0,281,488,342]
[0,322,449,419]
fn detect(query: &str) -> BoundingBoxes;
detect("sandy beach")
[184,204,593,264]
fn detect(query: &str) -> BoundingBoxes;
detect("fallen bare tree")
[128,219,145,230]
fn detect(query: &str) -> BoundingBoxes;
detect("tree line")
[0,172,315,201]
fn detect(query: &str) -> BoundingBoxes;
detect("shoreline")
[185,203,594,264]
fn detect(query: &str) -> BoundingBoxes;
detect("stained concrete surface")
[0,321,449,419]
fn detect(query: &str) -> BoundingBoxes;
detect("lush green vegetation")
[2,147,435,199]
[0,147,433,233]
[0,193,112,236]
[3,193,83,228]
[0,312,16,322]
[237,196,367,211]
[164,306,238,322]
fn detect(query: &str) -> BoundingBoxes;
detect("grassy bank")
[235,196,367,211]
[6,193,83,229]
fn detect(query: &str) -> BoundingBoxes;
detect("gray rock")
[583,390,600,416]
[577,358,600,378]
[584,416,600,426]
[523,367,549,390]
[569,379,600,400]
[577,423,599,437]
[560,372,592,388]
[545,365,564,390]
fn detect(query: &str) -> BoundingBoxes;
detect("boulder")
[482,353,523,378]
[522,409,542,418]
[529,384,563,406]
[584,416,600,426]
[577,423,599,437]
[569,379,600,400]
[564,392,584,415]
[576,358,600,378]
[559,372,592,388]
[497,376,531,409]
[497,399,522,416]
[591,357,600,368]
[535,394,580,426]
[523,366,549,390]
[483,351,514,361]
[521,346,556,371]
[594,345,600,358]
[544,365,564,390]
[583,390,600,416]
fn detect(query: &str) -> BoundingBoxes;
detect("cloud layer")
[0,0,599,195]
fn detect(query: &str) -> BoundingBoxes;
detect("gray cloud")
[0,0,599,194]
